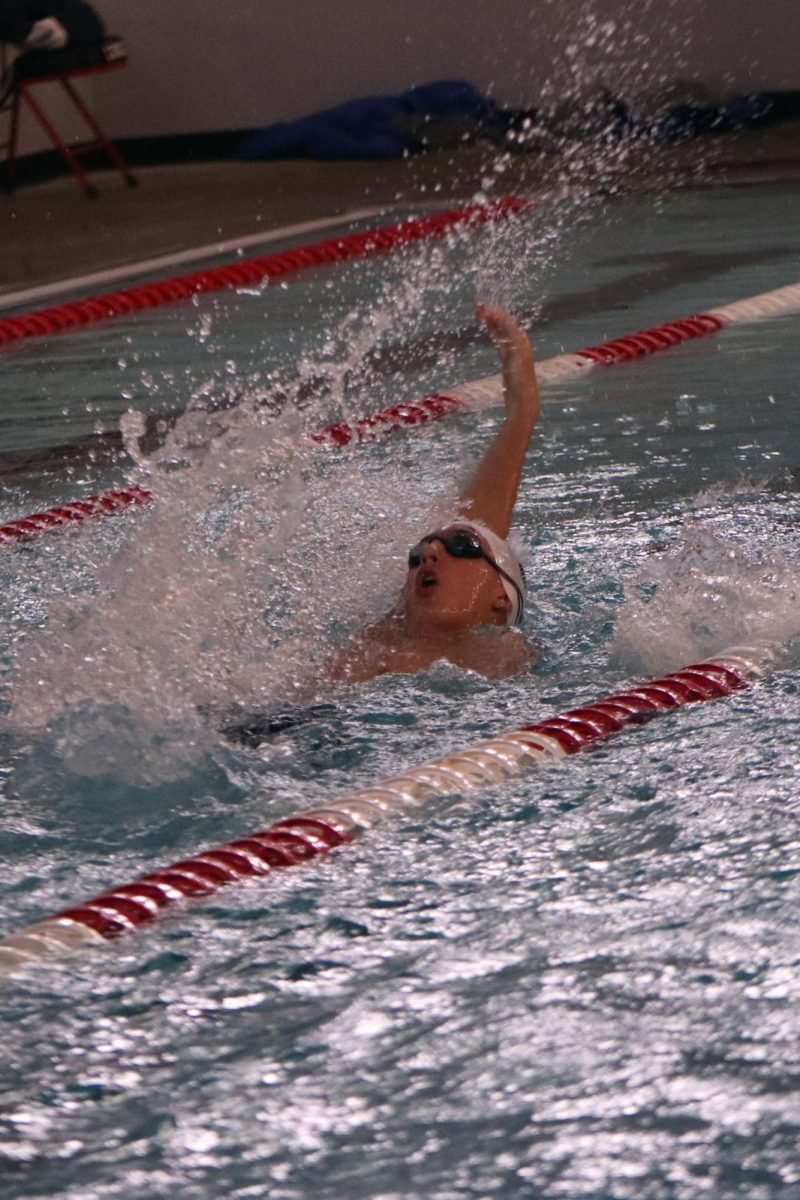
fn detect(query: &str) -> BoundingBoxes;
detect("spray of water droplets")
[612,518,800,677]
[1,0,726,784]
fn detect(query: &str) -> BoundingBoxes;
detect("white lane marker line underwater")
[0,196,489,313]
[0,645,774,972]
[2,277,799,547]
[0,209,388,312]
[0,197,531,340]
[0,191,543,314]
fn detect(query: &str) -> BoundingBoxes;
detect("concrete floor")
[2,121,799,301]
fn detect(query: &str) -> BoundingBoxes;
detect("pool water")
[1,183,800,1199]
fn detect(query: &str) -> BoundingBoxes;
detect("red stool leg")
[19,80,98,196]
[61,76,137,189]
[8,68,137,196]
[2,89,22,192]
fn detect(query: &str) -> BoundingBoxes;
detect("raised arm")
[457,302,540,538]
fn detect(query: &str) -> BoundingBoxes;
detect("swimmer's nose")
[418,542,440,564]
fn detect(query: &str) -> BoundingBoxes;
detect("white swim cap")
[455,519,527,626]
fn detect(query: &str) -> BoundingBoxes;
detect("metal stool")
[1,37,136,197]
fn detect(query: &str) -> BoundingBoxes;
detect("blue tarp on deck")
[239,80,499,160]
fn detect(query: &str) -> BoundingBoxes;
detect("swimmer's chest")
[352,627,531,680]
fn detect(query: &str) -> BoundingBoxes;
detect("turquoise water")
[1,184,800,1199]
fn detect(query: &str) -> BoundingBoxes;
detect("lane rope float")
[0,643,773,971]
[3,277,799,548]
[0,197,530,350]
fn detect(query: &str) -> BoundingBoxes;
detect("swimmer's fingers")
[476,302,538,426]
[475,302,535,361]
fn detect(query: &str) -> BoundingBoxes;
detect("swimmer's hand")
[476,302,540,432]
[458,304,540,538]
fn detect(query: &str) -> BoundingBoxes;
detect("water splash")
[471,0,709,317]
[612,521,800,676]
[4,349,468,784]
[2,0,721,784]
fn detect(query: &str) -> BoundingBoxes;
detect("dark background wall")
[11,0,800,154]
[95,0,800,136]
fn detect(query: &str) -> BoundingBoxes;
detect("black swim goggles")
[407,528,525,622]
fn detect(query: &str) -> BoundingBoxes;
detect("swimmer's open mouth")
[418,569,438,590]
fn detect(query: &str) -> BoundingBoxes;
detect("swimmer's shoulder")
[325,616,405,683]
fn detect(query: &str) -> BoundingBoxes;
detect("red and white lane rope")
[0,643,772,970]
[0,197,530,350]
[438,277,800,413]
[0,485,152,544]
[3,276,799,548]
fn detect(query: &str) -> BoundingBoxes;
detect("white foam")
[612,523,800,677]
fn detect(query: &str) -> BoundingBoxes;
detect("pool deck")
[2,121,800,302]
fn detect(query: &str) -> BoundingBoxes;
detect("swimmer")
[331,302,540,682]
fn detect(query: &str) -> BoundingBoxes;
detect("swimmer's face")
[402,528,511,632]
